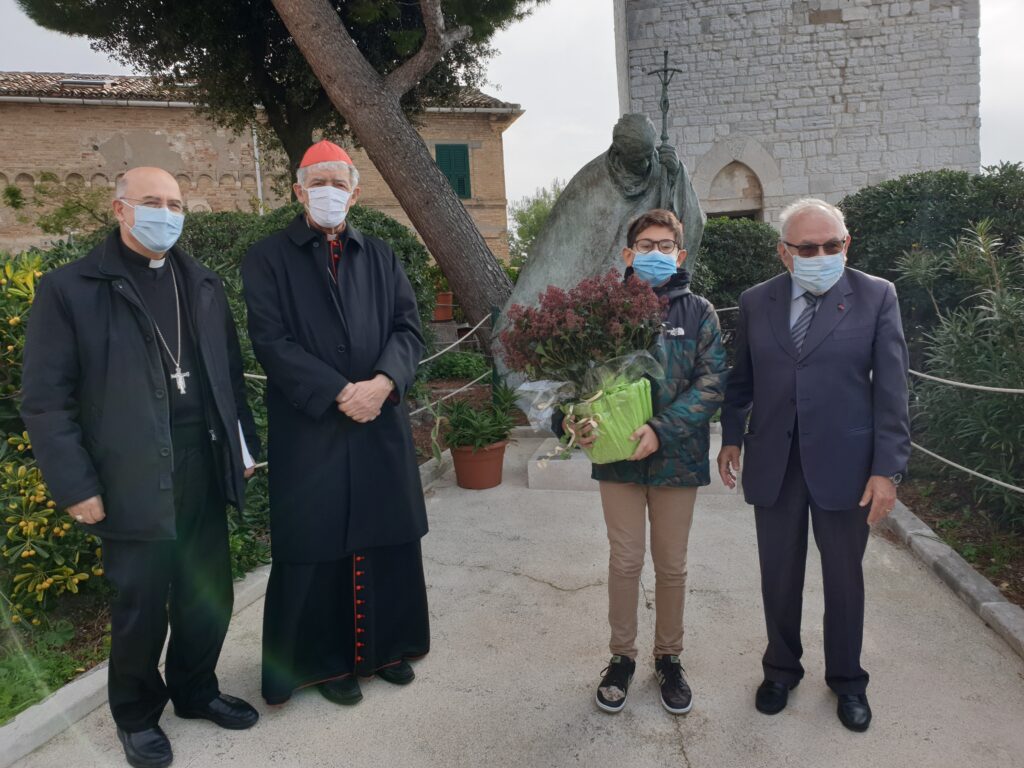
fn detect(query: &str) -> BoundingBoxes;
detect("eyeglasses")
[633,239,678,254]
[783,239,846,257]
[121,197,185,214]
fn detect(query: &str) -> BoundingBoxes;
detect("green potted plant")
[434,383,516,490]
[429,264,454,322]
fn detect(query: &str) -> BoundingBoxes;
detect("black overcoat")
[19,231,260,541]
[241,215,427,562]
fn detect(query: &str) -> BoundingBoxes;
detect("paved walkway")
[14,439,1024,767]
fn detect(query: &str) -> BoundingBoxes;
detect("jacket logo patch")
[665,326,686,337]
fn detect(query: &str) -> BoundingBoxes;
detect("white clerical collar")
[149,256,167,269]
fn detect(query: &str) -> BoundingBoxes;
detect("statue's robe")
[501,147,705,326]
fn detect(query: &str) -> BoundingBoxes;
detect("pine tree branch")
[385,0,472,98]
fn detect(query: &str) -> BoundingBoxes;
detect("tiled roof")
[0,71,186,101]
[0,72,520,111]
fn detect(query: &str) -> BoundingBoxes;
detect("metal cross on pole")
[646,50,682,147]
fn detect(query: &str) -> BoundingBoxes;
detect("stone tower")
[614,0,981,224]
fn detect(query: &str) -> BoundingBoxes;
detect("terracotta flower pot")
[433,291,454,322]
[451,440,508,490]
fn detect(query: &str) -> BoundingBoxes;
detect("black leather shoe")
[116,725,173,768]
[755,679,798,715]
[837,693,872,732]
[377,660,415,685]
[319,676,363,705]
[174,693,259,730]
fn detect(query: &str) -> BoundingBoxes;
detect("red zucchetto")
[299,140,354,168]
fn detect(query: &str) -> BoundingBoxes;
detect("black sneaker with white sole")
[595,655,636,713]
[655,655,693,715]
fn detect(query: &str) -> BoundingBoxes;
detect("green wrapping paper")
[566,378,653,464]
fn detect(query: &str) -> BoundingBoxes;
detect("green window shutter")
[436,144,471,199]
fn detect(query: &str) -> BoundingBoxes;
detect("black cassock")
[242,215,429,703]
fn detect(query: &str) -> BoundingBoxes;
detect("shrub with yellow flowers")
[1,432,103,626]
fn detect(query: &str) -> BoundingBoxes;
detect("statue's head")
[611,114,657,173]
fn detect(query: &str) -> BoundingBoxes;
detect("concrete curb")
[0,564,272,768]
[0,457,461,768]
[883,501,1024,661]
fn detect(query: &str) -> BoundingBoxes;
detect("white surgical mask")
[305,186,351,229]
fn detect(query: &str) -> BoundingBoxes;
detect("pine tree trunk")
[270,0,513,335]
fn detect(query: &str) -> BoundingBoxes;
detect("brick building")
[0,72,522,257]
[614,0,981,223]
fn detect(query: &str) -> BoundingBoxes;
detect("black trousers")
[754,436,871,695]
[102,425,233,732]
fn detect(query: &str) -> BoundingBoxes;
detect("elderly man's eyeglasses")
[633,239,678,254]
[783,239,846,257]
[121,197,185,215]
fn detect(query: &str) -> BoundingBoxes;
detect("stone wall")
[0,101,516,259]
[615,0,981,224]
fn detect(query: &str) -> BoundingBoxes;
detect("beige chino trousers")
[599,482,698,659]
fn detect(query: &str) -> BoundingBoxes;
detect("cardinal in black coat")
[242,141,429,706]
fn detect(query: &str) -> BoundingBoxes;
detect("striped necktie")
[791,291,820,353]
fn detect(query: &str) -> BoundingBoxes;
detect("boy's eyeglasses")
[783,239,846,257]
[633,239,678,254]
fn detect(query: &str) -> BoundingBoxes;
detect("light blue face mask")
[791,252,845,295]
[121,200,184,254]
[632,251,678,286]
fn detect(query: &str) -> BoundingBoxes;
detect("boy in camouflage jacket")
[561,209,728,716]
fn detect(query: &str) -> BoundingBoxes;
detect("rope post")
[490,305,500,404]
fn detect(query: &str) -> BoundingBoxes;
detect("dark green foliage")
[425,351,491,381]
[902,223,1024,527]
[692,216,784,309]
[17,0,542,170]
[840,163,1024,338]
[440,399,514,451]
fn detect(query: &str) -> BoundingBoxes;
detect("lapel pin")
[838,304,845,311]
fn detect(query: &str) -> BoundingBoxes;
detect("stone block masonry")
[614,0,981,224]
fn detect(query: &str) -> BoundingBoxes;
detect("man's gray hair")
[296,160,360,188]
[778,198,848,239]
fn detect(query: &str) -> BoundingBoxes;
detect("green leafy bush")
[840,163,1024,337]
[692,216,784,309]
[901,223,1024,527]
[425,350,491,381]
[438,382,516,452]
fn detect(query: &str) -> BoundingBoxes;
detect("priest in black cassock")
[242,141,429,707]
[21,167,261,768]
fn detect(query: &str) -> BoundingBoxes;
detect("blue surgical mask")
[632,251,678,286]
[121,201,184,254]
[791,252,845,295]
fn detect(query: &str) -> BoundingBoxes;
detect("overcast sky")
[0,0,1019,204]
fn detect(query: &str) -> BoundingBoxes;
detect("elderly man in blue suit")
[717,198,910,732]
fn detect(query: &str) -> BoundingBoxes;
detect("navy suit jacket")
[721,269,910,510]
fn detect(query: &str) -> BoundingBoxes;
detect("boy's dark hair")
[626,209,684,248]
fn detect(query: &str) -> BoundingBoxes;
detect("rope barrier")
[408,371,491,417]
[911,442,1024,496]
[909,369,1024,395]
[419,314,490,366]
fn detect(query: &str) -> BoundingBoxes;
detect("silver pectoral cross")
[171,366,190,395]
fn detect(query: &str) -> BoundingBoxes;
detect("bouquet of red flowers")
[501,270,666,463]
